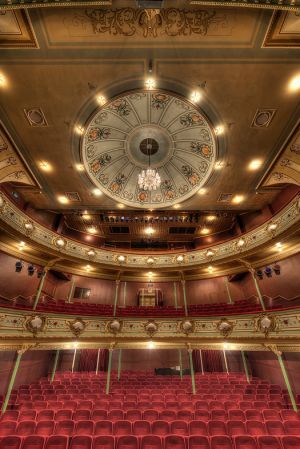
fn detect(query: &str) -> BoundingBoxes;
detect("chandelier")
[138,138,161,191]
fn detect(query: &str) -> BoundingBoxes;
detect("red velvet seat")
[0,420,16,436]
[20,436,45,449]
[283,420,300,435]
[94,421,113,436]
[140,435,162,449]
[246,420,267,436]
[92,436,114,449]
[194,411,210,422]
[114,420,132,436]
[74,420,94,436]
[107,410,124,421]
[265,420,285,436]
[211,410,228,421]
[281,436,300,449]
[281,410,300,421]
[91,410,107,421]
[170,420,189,436]
[69,436,92,449]
[257,436,281,449]
[54,420,74,436]
[55,410,72,422]
[125,410,142,422]
[117,436,138,449]
[188,436,210,449]
[151,421,169,436]
[73,410,91,421]
[227,420,247,436]
[0,436,22,449]
[44,436,68,449]
[164,435,185,449]
[210,435,233,449]
[0,411,19,422]
[19,411,36,422]
[132,420,151,436]
[35,421,55,436]
[262,409,280,421]
[228,410,245,421]
[208,420,227,436]
[159,411,176,422]
[234,435,258,449]
[16,421,36,437]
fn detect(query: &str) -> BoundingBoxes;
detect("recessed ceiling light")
[0,73,7,87]
[206,215,216,222]
[96,94,106,106]
[75,163,85,172]
[145,226,154,235]
[288,74,300,92]
[82,214,91,220]
[215,161,224,170]
[232,195,244,204]
[173,204,180,209]
[198,188,207,195]
[223,342,229,350]
[87,226,97,234]
[275,242,283,252]
[117,203,125,209]
[73,342,78,349]
[57,195,69,204]
[208,265,214,272]
[237,238,245,248]
[145,78,155,90]
[248,159,263,171]
[92,188,102,197]
[85,264,92,272]
[215,125,225,136]
[148,341,155,349]
[201,227,210,235]
[190,90,202,103]
[75,125,84,135]
[39,161,52,172]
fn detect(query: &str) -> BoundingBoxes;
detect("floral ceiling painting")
[82,90,217,209]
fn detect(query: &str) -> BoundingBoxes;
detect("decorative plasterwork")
[0,10,37,48]
[1,307,300,348]
[0,126,37,187]
[82,90,217,209]
[0,0,111,10]
[263,11,300,47]
[190,1,300,11]
[260,125,300,188]
[0,191,299,269]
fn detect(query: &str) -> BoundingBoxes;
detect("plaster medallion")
[82,90,217,209]
[69,318,86,336]
[25,314,46,335]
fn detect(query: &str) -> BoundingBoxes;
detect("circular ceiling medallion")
[82,90,217,209]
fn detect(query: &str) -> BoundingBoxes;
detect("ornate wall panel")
[264,11,300,47]
[0,10,37,48]
[0,126,37,186]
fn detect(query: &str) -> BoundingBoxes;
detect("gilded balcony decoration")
[25,314,46,336]
[68,318,86,337]
[255,314,279,337]
[145,321,158,337]
[180,320,194,335]
[217,318,234,337]
[107,319,122,334]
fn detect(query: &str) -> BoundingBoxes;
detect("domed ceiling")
[82,90,217,209]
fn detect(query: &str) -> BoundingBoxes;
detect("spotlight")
[15,261,23,273]
[264,266,272,278]
[273,264,281,275]
[28,265,35,276]
[256,269,263,280]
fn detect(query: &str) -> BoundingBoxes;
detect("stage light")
[264,266,272,278]
[28,265,35,276]
[223,342,229,350]
[148,341,155,349]
[15,261,23,273]
[256,269,263,280]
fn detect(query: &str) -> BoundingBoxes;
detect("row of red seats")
[2,418,300,437]
[2,408,299,423]
[0,434,299,449]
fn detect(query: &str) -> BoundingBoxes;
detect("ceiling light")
[148,341,155,349]
[24,222,34,232]
[237,238,245,248]
[288,74,300,92]
[57,195,69,204]
[147,257,155,265]
[223,342,229,350]
[267,222,278,234]
[73,342,78,349]
[82,214,91,220]
[215,161,224,170]
[275,242,283,252]
[201,227,210,235]
[176,255,184,263]
[206,215,216,222]
[248,159,262,171]
[75,125,84,135]
[19,241,25,249]
[92,188,102,197]
[145,226,154,235]
[117,203,125,209]
[145,78,155,90]
[208,265,214,272]
[190,90,202,103]
[87,226,97,234]
[39,161,52,172]
[96,94,106,106]
[75,163,85,172]
[0,73,7,87]
[87,249,96,257]
[205,249,215,258]
[85,264,92,272]
[173,204,180,209]
[55,238,66,248]
[117,255,126,263]
[215,125,225,135]
[232,195,244,204]
[198,188,207,195]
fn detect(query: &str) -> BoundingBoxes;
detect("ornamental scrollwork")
[217,318,234,337]
[180,320,194,335]
[106,319,122,334]
[255,314,278,337]
[25,314,46,336]
[69,318,86,337]
[84,8,216,39]
[145,320,158,337]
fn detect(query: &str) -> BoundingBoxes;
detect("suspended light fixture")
[138,138,161,191]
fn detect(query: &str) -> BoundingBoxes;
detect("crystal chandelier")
[138,139,161,191]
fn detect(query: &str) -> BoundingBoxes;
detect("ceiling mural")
[82,90,217,209]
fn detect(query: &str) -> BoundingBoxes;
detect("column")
[106,348,113,395]
[251,271,266,311]
[113,280,120,317]
[224,276,233,304]
[32,270,47,310]
[95,349,100,375]
[277,352,298,412]
[178,349,183,380]
[50,350,60,383]
[199,349,204,375]
[2,349,24,414]
[123,282,127,307]
[188,349,196,395]
[223,350,229,374]
[71,347,77,373]
[67,279,75,303]
[117,349,122,382]
[241,351,250,383]
[174,282,178,309]
[181,280,188,317]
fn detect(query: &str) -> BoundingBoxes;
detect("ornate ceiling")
[82,90,217,209]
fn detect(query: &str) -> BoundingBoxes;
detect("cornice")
[0,191,299,273]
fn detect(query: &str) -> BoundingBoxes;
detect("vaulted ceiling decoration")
[82,90,217,209]
[0,125,37,187]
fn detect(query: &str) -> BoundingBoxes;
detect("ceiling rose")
[82,90,217,209]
